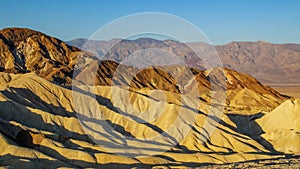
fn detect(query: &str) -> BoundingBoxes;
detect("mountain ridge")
[0,27,82,85]
[68,37,300,84]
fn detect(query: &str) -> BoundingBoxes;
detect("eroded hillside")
[0,28,299,168]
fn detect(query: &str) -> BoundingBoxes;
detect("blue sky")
[1,0,299,44]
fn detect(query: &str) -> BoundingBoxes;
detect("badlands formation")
[0,28,299,168]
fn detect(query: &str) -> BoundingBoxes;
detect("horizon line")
[1,26,299,46]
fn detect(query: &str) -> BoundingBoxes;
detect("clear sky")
[1,0,299,45]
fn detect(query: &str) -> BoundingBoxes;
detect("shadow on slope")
[2,87,76,118]
[227,113,282,154]
[0,86,289,167]
[0,87,190,158]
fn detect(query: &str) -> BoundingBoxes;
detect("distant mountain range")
[68,38,300,84]
[3,28,297,85]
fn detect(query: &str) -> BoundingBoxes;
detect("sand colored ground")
[0,72,299,168]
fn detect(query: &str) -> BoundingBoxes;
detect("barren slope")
[0,28,82,84]
[0,71,294,168]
